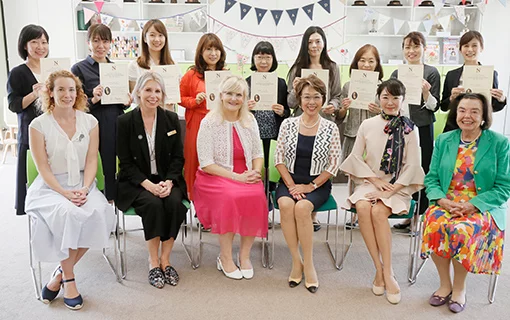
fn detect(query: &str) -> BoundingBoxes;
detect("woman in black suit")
[7,24,49,215]
[116,71,187,289]
[441,31,506,132]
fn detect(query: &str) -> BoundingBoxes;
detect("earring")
[481,120,485,126]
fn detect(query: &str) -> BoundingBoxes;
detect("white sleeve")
[85,113,98,132]
[29,116,44,133]
[128,60,139,82]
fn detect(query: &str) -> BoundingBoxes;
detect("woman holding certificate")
[441,31,506,132]
[180,33,226,200]
[7,24,49,216]
[340,79,424,304]
[275,75,341,293]
[71,24,130,202]
[194,75,267,280]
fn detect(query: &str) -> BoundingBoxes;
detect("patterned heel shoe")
[163,266,179,286]
[62,279,83,310]
[41,265,63,304]
[148,267,165,289]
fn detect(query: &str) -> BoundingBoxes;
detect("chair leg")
[181,203,200,269]
[28,216,42,300]
[488,274,499,304]
[102,205,122,283]
[326,208,344,270]
[120,208,128,279]
[262,191,275,269]
[407,212,427,284]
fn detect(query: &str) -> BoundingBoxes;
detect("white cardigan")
[275,116,341,176]
[197,114,263,171]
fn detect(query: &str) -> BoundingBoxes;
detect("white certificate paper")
[398,64,424,105]
[205,70,232,110]
[99,63,129,105]
[348,70,379,110]
[463,65,494,102]
[151,65,181,104]
[302,69,329,107]
[40,58,71,82]
[251,72,277,111]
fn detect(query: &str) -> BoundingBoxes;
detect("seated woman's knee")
[294,200,313,220]
[370,204,391,225]
[355,201,372,215]
[278,197,295,212]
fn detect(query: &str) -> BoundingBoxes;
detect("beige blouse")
[339,116,424,214]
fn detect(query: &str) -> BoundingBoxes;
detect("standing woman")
[441,31,506,132]
[7,24,49,215]
[390,32,441,227]
[180,33,226,200]
[246,41,290,188]
[71,24,130,202]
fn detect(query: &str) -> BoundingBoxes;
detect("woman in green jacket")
[421,93,510,313]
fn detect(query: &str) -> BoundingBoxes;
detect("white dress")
[25,111,116,262]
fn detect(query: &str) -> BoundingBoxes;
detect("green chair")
[26,151,121,301]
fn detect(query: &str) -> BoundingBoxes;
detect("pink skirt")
[194,170,268,237]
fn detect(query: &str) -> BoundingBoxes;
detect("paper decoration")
[393,18,405,34]
[94,1,104,12]
[377,14,391,30]
[271,10,283,26]
[254,8,267,25]
[286,8,299,25]
[363,8,375,22]
[136,19,148,31]
[83,7,95,24]
[240,3,251,20]
[408,21,421,32]
[224,0,237,13]
[476,2,486,13]
[438,15,451,30]
[302,4,314,21]
[499,0,507,7]
[433,1,444,15]
[111,0,123,9]
[101,14,115,27]
[422,19,434,35]
[119,19,132,32]
[270,38,283,53]
[454,6,466,23]
[225,29,237,44]
[287,37,300,52]
[241,34,252,48]
[318,0,331,14]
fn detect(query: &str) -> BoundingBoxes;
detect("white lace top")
[197,114,263,171]
[29,110,98,187]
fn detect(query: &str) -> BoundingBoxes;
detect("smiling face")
[456,98,483,133]
[300,85,323,117]
[138,80,163,110]
[220,89,244,115]
[25,34,49,60]
[357,49,377,71]
[202,46,221,68]
[254,53,273,73]
[403,38,424,64]
[460,38,483,65]
[308,33,324,59]
[51,77,77,110]
[145,25,166,53]
[88,36,111,60]
[379,88,403,116]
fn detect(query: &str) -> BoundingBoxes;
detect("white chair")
[1,97,18,164]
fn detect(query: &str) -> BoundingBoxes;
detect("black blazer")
[116,107,187,211]
[7,64,41,145]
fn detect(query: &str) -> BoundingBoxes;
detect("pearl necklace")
[300,116,320,129]
[460,131,482,144]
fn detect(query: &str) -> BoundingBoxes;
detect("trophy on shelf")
[369,19,378,34]
[460,14,471,35]
[419,0,434,6]
[185,0,201,3]
[149,0,165,3]
[352,0,367,6]
[387,0,403,6]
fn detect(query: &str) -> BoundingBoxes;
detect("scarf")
[379,112,415,183]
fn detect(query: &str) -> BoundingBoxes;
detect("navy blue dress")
[275,134,331,210]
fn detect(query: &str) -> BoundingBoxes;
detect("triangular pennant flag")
[83,7,95,24]
[224,0,237,13]
[254,8,267,25]
[393,18,405,34]
[499,0,507,7]
[454,6,466,22]
[271,10,283,26]
[408,21,421,32]
[224,29,237,44]
[136,20,148,31]
[119,19,132,32]
[302,4,314,21]
[100,14,114,27]
[111,0,123,9]
[476,2,486,13]
[287,37,300,52]
[377,14,391,30]
[433,1,444,15]
[438,15,451,30]
[240,3,251,20]
[318,0,331,13]
[94,1,104,12]
[286,8,299,25]
[241,34,252,48]
[363,7,375,22]
[270,38,283,53]
[422,19,434,35]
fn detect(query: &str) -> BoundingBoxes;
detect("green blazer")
[425,129,510,230]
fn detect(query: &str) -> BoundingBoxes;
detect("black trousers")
[15,143,29,215]
[414,124,434,214]
[131,175,187,241]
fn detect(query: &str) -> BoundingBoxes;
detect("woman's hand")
[367,102,381,114]
[364,190,392,201]
[235,170,261,184]
[141,180,164,197]
[322,104,336,115]
[491,88,506,102]
[450,87,465,101]
[289,184,313,200]
[272,104,285,116]
[292,77,301,91]
[248,99,256,110]
[157,180,173,198]
[124,92,133,106]
[195,92,206,105]
[450,202,478,218]
[437,198,462,213]
[91,85,103,104]
[62,189,87,207]
[367,177,395,192]
[422,79,431,100]
[32,83,46,97]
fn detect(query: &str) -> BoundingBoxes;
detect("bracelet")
[83,186,90,195]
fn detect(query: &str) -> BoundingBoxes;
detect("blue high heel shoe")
[41,266,62,304]
[62,278,83,310]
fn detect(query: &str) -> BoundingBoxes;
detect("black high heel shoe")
[288,275,302,288]
[305,282,319,293]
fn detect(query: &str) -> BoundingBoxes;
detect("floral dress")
[421,139,505,274]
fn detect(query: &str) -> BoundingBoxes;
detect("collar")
[85,55,112,66]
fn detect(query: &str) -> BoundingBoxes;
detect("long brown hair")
[39,70,88,113]
[349,44,384,80]
[192,33,226,77]
[137,19,175,69]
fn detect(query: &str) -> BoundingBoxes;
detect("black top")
[7,63,41,145]
[116,107,187,211]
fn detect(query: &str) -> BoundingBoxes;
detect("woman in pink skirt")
[194,75,267,280]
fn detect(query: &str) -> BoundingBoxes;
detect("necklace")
[460,131,481,144]
[300,116,320,129]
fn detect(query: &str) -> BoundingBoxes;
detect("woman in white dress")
[26,70,116,310]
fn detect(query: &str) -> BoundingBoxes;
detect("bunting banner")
[271,10,283,26]
[100,14,115,27]
[393,18,405,34]
[499,0,507,7]
[240,3,251,20]
[119,18,133,32]
[422,19,434,35]
[318,0,331,14]
[270,38,283,53]
[254,8,267,25]
[438,15,452,30]
[302,4,314,21]
[287,37,301,52]
[377,14,391,30]
[225,0,237,13]
[454,6,466,23]
[84,7,95,24]
[241,33,252,48]
[94,1,104,13]
[476,2,486,13]
[363,7,375,22]
[136,19,147,31]
[407,21,421,32]
[111,0,123,9]
[286,8,299,25]
[433,1,444,15]
[225,29,237,43]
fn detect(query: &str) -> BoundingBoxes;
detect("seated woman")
[340,79,424,304]
[26,70,116,310]
[275,75,341,293]
[421,93,510,313]
[194,75,267,280]
[116,72,187,289]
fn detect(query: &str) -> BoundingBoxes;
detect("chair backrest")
[26,150,105,191]
[3,97,18,128]
[268,139,281,183]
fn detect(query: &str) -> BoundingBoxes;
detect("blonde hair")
[39,70,88,113]
[206,75,253,128]
[132,71,167,106]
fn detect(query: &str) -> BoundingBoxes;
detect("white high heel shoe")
[236,254,254,279]
[217,257,243,280]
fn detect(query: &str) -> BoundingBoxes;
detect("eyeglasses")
[302,95,323,102]
[254,55,273,62]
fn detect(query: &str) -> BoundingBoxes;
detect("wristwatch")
[310,181,318,190]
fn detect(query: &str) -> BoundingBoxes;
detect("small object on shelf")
[352,1,367,6]
[387,0,403,6]
[165,16,184,32]
[424,41,440,65]
[185,0,201,3]
[419,0,434,6]
[458,1,472,5]
[77,10,87,31]
[460,14,471,35]
[368,19,378,34]
[442,39,459,65]
[149,0,165,3]
[124,0,136,2]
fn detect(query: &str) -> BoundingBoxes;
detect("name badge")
[167,130,177,136]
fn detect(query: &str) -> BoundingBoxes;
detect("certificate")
[348,69,379,110]
[463,65,494,102]
[250,72,277,111]
[150,65,181,104]
[205,70,232,110]
[99,63,129,105]
[397,64,424,105]
[40,58,71,82]
[302,69,329,107]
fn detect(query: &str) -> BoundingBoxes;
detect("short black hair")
[377,78,406,98]
[250,41,278,72]
[17,24,49,60]
[446,93,492,130]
